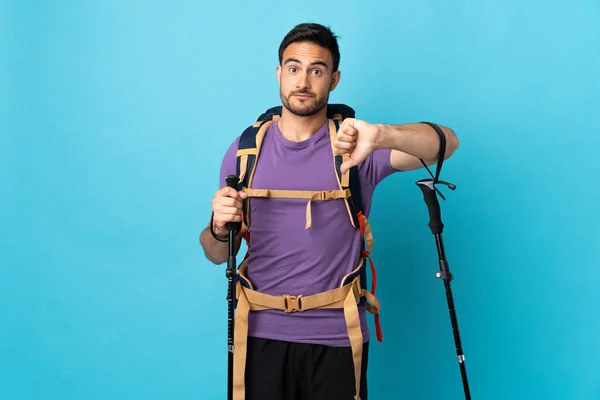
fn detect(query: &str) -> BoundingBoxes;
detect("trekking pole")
[415,122,471,400]
[225,175,241,400]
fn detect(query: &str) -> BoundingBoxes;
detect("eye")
[312,69,322,76]
[289,67,298,73]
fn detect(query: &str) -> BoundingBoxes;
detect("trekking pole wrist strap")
[418,122,457,195]
[415,122,457,235]
[210,212,229,242]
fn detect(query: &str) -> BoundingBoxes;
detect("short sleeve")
[358,148,396,188]
[357,148,397,216]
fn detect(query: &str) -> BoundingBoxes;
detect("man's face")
[277,41,340,117]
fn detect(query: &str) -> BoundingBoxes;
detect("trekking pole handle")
[225,175,239,192]
[416,179,444,235]
[225,175,241,233]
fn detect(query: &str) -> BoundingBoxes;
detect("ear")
[276,65,282,86]
[330,70,341,91]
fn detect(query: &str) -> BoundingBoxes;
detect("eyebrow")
[283,58,329,69]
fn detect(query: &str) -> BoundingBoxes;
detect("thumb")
[239,191,248,199]
[340,157,358,175]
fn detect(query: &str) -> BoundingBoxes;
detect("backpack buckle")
[283,294,303,312]
[321,191,336,201]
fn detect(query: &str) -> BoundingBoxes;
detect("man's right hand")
[211,186,248,240]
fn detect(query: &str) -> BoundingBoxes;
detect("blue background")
[2,1,599,399]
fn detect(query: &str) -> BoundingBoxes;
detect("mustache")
[290,90,315,97]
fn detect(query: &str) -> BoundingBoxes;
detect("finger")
[333,140,356,152]
[214,203,242,214]
[215,196,243,210]
[340,118,355,132]
[340,158,359,175]
[215,212,243,223]
[214,206,243,223]
[212,197,242,212]
[336,131,357,143]
[341,123,358,136]
[218,186,242,201]
[334,140,355,153]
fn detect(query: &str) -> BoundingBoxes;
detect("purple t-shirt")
[219,119,396,347]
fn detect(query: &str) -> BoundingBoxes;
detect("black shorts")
[245,336,369,400]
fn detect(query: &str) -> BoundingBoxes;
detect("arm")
[199,222,243,265]
[334,119,459,174]
[199,186,248,265]
[376,123,459,171]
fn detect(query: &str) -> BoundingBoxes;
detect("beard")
[281,89,328,117]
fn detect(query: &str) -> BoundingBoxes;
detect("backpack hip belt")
[232,254,380,400]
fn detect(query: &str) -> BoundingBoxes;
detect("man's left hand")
[333,118,380,174]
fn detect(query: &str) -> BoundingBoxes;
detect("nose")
[297,71,311,90]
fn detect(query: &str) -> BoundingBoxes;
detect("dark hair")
[278,23,341,71]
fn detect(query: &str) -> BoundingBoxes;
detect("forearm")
[199,226,242,265]
[375,123,459,162]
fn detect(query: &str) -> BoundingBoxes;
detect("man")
[200,23,459,400]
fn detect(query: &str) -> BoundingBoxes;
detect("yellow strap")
[244,188,348,200]
[328,119,351,185]
[236,148,256,157]
[236,149,256,192]
[343,282,364,400]
[362,215,374,254]
[239,277,359,312]
[328,119,356,228]
[360,289,381,314]
[243,188,351,229]
[238,154,248,183]
[341,154,350,187]
[243,120,273,229]
[254,124,268,167]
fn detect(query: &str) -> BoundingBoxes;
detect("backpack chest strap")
[243,187,351,229]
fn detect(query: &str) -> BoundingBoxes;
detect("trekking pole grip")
[416,179,444,235]
[225,175,241,233]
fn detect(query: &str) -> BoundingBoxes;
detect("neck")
[277,106,327,142]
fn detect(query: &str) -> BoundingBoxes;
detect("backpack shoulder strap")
[236,114,278,228]
[236,103,363,230]
[328,109,374,318]
[326,106,364,229]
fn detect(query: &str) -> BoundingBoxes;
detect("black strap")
[419,122,456,200]
[210,212,229,242]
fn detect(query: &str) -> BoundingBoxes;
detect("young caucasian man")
[200,23,459,400]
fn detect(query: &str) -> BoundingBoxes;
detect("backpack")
[230,104,381,400]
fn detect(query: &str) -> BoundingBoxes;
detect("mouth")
[293,93,314,99]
